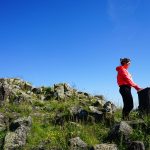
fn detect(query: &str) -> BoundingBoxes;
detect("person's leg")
[119,86,133,120]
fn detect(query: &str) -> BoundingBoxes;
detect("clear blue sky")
[0,0,150,107]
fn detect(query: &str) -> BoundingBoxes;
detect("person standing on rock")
[116,58,142,120]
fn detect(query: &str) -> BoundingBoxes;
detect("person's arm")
[119,69,141,91]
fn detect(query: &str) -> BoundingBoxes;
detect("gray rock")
[119,121,133,136]
[4,126,27,150]
[70,106,82,115]
[123,120,147,131]
[53,83,76,99]
[4,116,32,150]
[0,113,7,149]
[10,91,32,104]
[54,83,65,99]
[92,99,105,108]
[103,101,117,113]
[0,83,10,105]
[0,78,35,105]
[108,121,133,142]
[11,78,32,91]
[89,106,103,115]
[53,112,65,126]
[93,144,118,150]
[23,82,32,91]
[69,106,88,122]
[32,87,42,94]
[65,91,73,97]
[69,137,88,150]
[64,83,74,92]
[9,116,32,131]
[0,113,7,132]
[4,78,32,91]
[104,112,115,126]
[89,106,103,122]
[128,141,145,150]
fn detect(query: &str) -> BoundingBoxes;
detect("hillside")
[0,78,149,150]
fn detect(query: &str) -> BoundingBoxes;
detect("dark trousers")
[119,85,134,118]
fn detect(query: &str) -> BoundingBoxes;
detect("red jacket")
[116,66,140,91]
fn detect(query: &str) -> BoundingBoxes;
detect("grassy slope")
[0,97,150,150]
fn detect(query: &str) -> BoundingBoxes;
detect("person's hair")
[120,58,131,66]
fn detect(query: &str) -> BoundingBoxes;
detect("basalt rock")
[92,143,118,150]
[4,116,32,150]
[69,106,88,122]
[69,137,88,150]
[107,121,133,142]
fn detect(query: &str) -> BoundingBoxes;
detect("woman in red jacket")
[116,58,142,120]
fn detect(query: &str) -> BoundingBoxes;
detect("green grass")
[129,115,150,149]
[24,117,109,149]
[22,97,110,149]
[0,97,150,150]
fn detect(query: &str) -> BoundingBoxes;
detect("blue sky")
[0,0,150,107]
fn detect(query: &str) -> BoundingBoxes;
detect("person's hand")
[137,88,144,92]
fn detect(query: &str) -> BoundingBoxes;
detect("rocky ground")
[0,78,149,150]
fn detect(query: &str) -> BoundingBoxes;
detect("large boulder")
[54,83,76,100]
[0,78,32,92]
[9,116,32,131]
[4,116,32,150]
[69,137,88,150]
[69,106,88,122]
[9,91,32,104]
[107,121,133,142]
[54,83,66,99]
[64,83,76,97]
[8,78,32,91]
[0,78,34,105]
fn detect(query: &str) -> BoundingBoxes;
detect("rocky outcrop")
[1,78,142,150]
[53,83,76,100]
[0,78,113,107]
[107,121,133,142]
[69,106,88,122]
[107,121,147,149]
[0,78,34,105]
[4,116,32,150]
